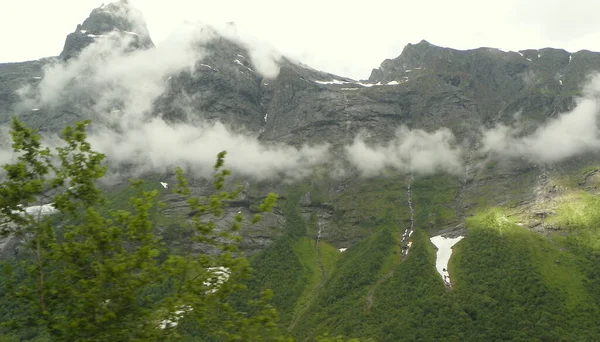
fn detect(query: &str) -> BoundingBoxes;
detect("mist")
[481,74,600,163]
[89,119,330,180]
[345,126,464,177]
[6,17,326,182]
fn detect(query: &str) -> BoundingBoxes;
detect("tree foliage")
[0,119,284,341]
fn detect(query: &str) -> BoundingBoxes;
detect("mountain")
[2,1,600,340]
[59,0,154,60]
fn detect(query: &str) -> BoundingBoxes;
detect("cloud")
[18,26,203,125]
[345,126,464,177]
[7,18,321,182]
[481,74,600,163]
[209,22,281,79]
[88,118,330,180]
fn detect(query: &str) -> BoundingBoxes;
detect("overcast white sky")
[2,0,600,79]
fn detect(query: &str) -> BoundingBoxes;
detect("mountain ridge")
[3,2,600,340]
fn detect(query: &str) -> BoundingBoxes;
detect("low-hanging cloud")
[345,126,464,177]
[88,118,330,180]
[4,14,323,182]
[481,74,600,163]
[18,26,203,125]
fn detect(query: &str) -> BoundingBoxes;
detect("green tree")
[0,119,284,341]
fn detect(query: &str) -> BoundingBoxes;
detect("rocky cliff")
[2,1,600,256]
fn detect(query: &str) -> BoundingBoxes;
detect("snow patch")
[516,51,524,57]
[21,204,57,216]
[356,81,382,87]
[538,53,541,58]
[204,267,230,294]
[160,182,168,189]
[526,58,532,62]
[80,30,87,34]
[159,305,193,329]
[387,80,400,85]
[234,59,254,72]
[32,76,42,79]
[199,64,213,69]
[87,34,103,38]
[123,31,139,36]
[430,235,464,287]
[315,79,352,85]
[339,248,347,252]
[263,113,268,122]
[236,54,245,58]
[559,80,563,85]
[31,108,39,111]
[569,55,572,63]
[405,70,412,72]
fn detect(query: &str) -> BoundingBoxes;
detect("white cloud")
[345,126,463,177]
[8,18,326,181]
[88,118,330,180]
[481,74,600,163]
[4,1,600,79]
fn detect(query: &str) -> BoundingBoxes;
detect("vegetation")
[0,119,283,341]
[2,119,600,341]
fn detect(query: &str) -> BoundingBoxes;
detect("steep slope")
[3,2,600,340]
[59,0,154,60]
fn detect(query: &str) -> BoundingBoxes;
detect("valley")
[2,1,600,340]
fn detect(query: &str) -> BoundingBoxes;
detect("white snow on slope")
[339,248,347,252]
[264,113,268,122]
[430,235,464,286]
[160,182,168,189]
[31,108,39,111]
[123,31,139,36]
[315,79,352,85]
[204,267,230,294]
[159,305,193,329]
[199,64,213,69]
[356,81,382,87]
[21,204,57,216]
[316,80,402,87]
[80,30,87,34]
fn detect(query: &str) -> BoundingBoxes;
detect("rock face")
[59,0,154,60]
[3,1,600,254]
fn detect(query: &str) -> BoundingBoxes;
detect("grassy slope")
[451,209,600,340]
[6,172,600,341]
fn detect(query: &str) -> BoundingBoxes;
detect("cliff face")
[59,0,154,60]
[5,4,600,340]
[2,2,600,255]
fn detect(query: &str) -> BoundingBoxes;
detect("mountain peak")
[59,0,154,60]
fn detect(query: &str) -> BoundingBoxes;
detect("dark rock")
[59,0,154,60]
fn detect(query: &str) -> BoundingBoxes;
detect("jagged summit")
[368,39,599,84]
[59,0,154,60]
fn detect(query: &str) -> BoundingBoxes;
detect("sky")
[2,0,600,79]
